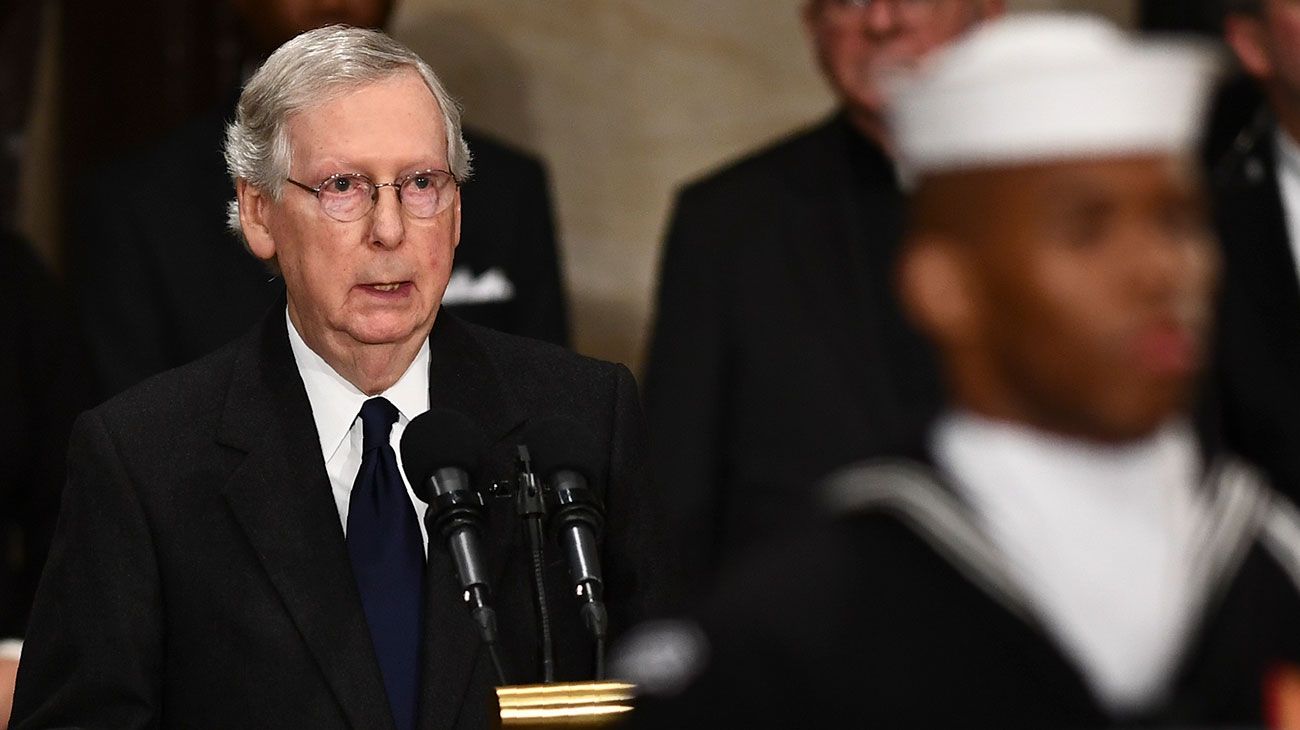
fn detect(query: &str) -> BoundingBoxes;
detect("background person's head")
[1224,0,1300,137]
[893,14,1221,443]
[232,0,397,55]
[802,0,1004,148]
[226,26,470,389]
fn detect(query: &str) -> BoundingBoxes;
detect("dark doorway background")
[0,0,248,266]
[61,0,242,170]
[2,3,47,232]
[60,0,243,223]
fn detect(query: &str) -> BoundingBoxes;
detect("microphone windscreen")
[399,408,486,492]
[525,417,604,483]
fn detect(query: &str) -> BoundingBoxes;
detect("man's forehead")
[921,154,1198,196]
[285,72,446,170]
[293,71,442,124]
[911,153,1201,241]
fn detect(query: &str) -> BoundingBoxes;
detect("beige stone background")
[19,0,1139,371]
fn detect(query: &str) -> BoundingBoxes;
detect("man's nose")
[1127,222,1203,302]
[368,185,405,249]
[863,0,903,36]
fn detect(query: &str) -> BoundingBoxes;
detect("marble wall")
[389,0,1137,370]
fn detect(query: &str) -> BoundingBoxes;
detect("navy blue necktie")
[347,397,425,730]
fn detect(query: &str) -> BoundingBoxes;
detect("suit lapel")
[216,310,395,730]
[1218,122,1300,371]
[783,116,913,430]
[418,314,527,730]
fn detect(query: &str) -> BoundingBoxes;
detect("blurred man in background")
[0,230,88,730]
[644,0,1003,598]
[629,15,1300,728]
[1213,0,1300,501]
[73,0,568,402]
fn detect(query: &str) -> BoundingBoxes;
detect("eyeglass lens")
[318,172,454,222]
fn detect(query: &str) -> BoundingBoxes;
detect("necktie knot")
[359,397,400,452]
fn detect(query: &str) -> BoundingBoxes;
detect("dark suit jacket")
[1211,114,1300,500]
[0,231,88,637]
[72,102,568,401]
[643,114,943,595]
[12,309,664,729]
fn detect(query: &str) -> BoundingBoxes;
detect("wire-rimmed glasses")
[286,169,459,222]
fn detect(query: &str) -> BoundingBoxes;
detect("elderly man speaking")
[10,26,663,730]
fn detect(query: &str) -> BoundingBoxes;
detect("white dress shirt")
[1274,126,1300,279]
[932,413,1209,715]
[286,310,432,550]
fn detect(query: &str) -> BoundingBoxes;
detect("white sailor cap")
[887,13,1221,184]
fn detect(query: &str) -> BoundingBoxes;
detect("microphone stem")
[515,446,555,683]
[466,586,508,685]
[526,516,555,683]
[578,584,608,681]
[488,642,508,686]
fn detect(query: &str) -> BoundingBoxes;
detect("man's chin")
[344,316,431,347]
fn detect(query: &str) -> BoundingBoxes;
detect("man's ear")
[451,188,462,250]
[801,0,819,32]
[236,179,278,262]
[802,0,829,45]
[897,232,979,349]
[1225,13,1273,81]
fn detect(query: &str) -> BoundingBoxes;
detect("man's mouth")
[1132,320,1199,377]
[359,281,412,296]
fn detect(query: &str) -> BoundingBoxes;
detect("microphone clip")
[514,445,547,520]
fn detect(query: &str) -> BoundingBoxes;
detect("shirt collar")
[285,309,431,461]
[931,411,1201,518]
[1275,125,1300,183]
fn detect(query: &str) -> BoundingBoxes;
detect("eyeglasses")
[286,169,459,223]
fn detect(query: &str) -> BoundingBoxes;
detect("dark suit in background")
[643,114,944,595]
[1211,113,1300,499]
[0,231,88,638]
[72,103,569,400]
[12,309,662,729]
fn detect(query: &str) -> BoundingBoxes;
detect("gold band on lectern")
[492,681,637,728]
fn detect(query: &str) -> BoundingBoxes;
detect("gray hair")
[223,25,472,248]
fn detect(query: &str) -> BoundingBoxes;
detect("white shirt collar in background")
[1273,126,1300,280]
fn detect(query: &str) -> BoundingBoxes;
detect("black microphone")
[399,408,506,684]
[526,418,609,678]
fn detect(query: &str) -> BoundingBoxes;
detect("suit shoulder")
[463,128,546,178]
[461,320,626,384]
[676,116,839,204]
[90,333,242,434]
